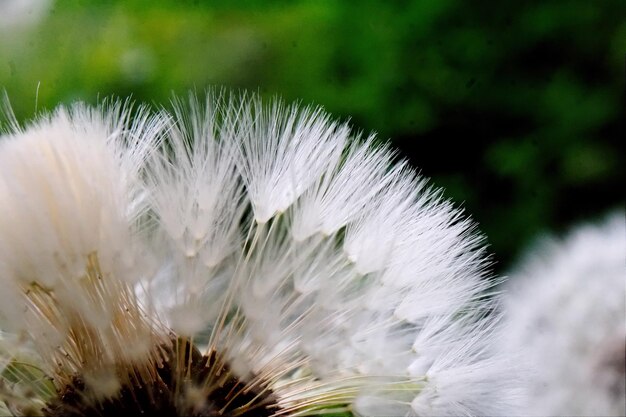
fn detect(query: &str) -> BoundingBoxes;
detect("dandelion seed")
[503,212,626,417]
[0,91,516,416]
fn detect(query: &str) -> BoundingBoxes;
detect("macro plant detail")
[0,92,515,416]
[503,213,626,417]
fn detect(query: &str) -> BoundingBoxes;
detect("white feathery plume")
[0,91,517,416]
[290,136,398,241]
[232,96,347,223]
[0,100,168,415]
[503,211,626,417]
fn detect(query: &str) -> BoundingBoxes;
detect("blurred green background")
[1,0,623,273]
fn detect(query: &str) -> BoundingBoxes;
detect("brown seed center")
[43,338,278,417]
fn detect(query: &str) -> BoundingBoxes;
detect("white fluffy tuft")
[503,211,626,417]
[0,101,167,397]
[141,92,515,416]
[0,92,516,416]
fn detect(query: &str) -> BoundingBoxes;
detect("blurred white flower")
[0,92,516,416]
[503,212,626,417]
[0,0,51,31]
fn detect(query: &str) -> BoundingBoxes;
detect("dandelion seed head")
[504,212,626,416]
[1,91,517,416]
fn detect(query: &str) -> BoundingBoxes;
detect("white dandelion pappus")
[0,91,516,416]
[503,212,626,417]
[0,99,168,415]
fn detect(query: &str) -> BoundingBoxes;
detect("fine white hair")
[503,211,626,417]
[0,91,517,416]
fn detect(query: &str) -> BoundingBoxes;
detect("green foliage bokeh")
[1,0,623,272]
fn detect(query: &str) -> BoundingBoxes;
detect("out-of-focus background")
[1,0,623,273]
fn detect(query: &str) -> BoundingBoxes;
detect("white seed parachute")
[0,92,518,416]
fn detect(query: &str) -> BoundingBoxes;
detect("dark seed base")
[43,338,278,417]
